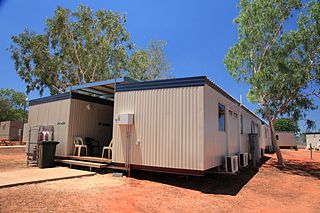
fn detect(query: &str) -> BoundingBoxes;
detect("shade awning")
[66,77,137,99]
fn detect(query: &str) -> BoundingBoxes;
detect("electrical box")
[114,114,134,125]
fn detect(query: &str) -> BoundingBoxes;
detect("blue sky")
[0,0,318,131]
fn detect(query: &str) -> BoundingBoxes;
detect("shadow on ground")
[130,157,270,196]
[272,159,320,179]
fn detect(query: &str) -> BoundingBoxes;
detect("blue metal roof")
[116,76,264,122]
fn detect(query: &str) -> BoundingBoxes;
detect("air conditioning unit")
[225,155,239,173]
[114,114,134,125]
[238,153,249,167]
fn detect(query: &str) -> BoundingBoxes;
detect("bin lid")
[38,141,60,145]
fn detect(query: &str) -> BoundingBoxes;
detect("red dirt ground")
[0,149,319,213]
[0,147,27,172]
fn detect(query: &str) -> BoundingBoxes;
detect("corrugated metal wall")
[260,124,272,148]
[204,85,265,169]
[275,132,296,146]
[113,86,205,170]
[306,134,320,148]
[204,85,240,169]
[67,99,113,155]
[0,121,11,139]
[240,108,261,154]
[26,100,71,156]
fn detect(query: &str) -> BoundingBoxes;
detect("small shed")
[306,132,320,149]
[275,131,297,149]
[0,121,24,141]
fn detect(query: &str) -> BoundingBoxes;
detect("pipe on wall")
[238,95,242,154]
[226,105,230,156]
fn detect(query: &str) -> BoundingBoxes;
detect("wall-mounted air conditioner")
[238,153,249,167]
[225,155,239,173]
[114,114,134,125]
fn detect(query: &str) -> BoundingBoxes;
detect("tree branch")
[258,21,284,73]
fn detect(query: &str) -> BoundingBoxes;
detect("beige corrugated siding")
[25,100,71,156]
[204,85,266,169]
[113,86,204,170]
[275,132,296,147]
[239,108,261,153]
[67,99,113,155]
[260,125,271,148]
[204,85,240,169]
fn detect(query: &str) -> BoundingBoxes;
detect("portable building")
[112,77,267,174]
[0,121,24,141]
[25,76,271,175]
[24,77,130,156]
[306,132,320,149]
[275,131,297,149]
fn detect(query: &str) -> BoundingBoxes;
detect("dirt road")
[0,149,319,212]
[0,147,26,172]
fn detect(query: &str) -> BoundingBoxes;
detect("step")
[57,159,108,169]
[106,166,127,171]
[63,156,112,164]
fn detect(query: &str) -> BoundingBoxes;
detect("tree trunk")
[269,118,285,167]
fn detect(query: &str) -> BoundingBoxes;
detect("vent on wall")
[225,156,239,173]
[238,153,249,167]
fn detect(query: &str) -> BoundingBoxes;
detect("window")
[251,121,255,133]
[218,103,225,131]
[276,135,279,140]
[240,115,243,134]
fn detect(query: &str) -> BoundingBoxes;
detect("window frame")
[218,103,226,131]
[240,114,243,134]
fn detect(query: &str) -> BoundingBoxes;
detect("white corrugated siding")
[113,86,204,170]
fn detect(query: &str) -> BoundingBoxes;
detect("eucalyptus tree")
[9,5,171,95]
[274,118,299,133]
[0,89,28,122]
[128,40,171,80]
[224,0,319,166]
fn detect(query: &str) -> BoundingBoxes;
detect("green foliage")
[0,89,28,122]
[127,40,171,80]
[305,119,316,132]
[225,0,319,125]
[224,0,320,165]
[274,118,299,133]
[9,5,171,95]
